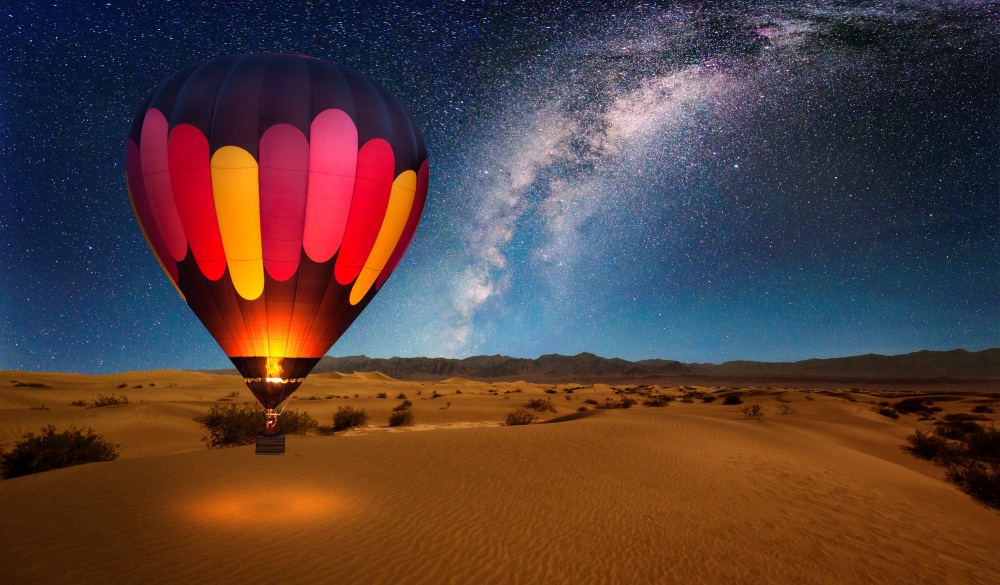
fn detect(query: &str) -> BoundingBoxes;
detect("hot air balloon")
[125,54,428,441]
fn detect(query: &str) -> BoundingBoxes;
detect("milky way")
[1,1,997,372]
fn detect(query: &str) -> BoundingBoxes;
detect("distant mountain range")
[293,348,1000,384]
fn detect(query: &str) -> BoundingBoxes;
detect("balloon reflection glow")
[181,486,350,527]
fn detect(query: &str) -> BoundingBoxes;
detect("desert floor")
[1,370,998,585]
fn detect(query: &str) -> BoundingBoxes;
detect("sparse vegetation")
[894,397,941,415]
[394,400,413,411]
[524,398,556,413]
[722,394,743,405]
[583,399,599,405]
[872,404,900,419]
[972,404,994,414]
[330,406,368,432]
[195,403,317,448]
[741,404,764,422]
[13,382,51,389]
[1,425,119,479]
[27,405,49,410]
[502,408,537,426]
[91,394,129,408]
[375,392,388,399]
[597,396,636,410]
[643,394,673,407]
[388,408,415,427]
[701,395,717,403]
[70,400,87,406]
[905,421,1000,509]
[396,393,407,400]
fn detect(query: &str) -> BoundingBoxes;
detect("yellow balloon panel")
[211,146,265,301]
[349,170,417,305]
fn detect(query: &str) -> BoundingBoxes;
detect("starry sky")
[1,1,997,373]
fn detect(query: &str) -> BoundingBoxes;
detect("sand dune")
[1,372,998,584]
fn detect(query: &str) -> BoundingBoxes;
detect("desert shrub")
[196,403,261,448]
[583,399,599,405]
[396,393,407,400]
[13,382,51,389]
[577,406,588,412]
[943,412,990,422]
[393,400,413,411]
[70,400,87,406]
[388,408,415,427]
[906,430,950,460]
[1,425,119,479]
[776,404,799,415]
[91,394,128,408]
[332,406,368,432]
[597,396,635,410]
[502,408,537,426]
[116,383,128,389]
[722,394,743,405]
[27,405,49,410]
[195,403,317,448]
[544,389,557,394]
[872,405,900,419]
[375,392,388,399]
[430,390,443,399]
[964,424,1000,461]
[277,409,319,434]
[701,395,717,403]
[894,398,941,415]
[971,404,994,414]
[935,419,983,442]
[643,395,673,407]
[742,404,764,422]
[524,398,556,413]
[945,460,1000,509]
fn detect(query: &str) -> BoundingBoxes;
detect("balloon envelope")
[126,54,428,408]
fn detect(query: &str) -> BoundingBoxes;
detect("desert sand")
[1,370,998,585]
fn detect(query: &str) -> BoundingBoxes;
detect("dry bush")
[904,423,1000,509]
[872,404,900,419]
[906,430,951,461]
[388,409,415,427]
[946,460,1000,509]
[722,394,743,405]
[393,400,413,411]
[396,393,407,400]
[502,408,537,426]
[196,403,317,448]
[91,394,129,408]
[597,396,635,410]
[331,406,368,432]
[524,398,556,412]
[643,394,673,407]
[701,395,717,403]
[0,426,119,479]
[13,381,51,389]
[894,397,941,415]
[742,403,764,422]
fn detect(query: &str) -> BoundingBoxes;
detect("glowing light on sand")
[180,485,351,528]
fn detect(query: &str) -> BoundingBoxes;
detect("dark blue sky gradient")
[1,1,997,373]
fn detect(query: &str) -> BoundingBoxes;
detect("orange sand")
[1,371,998,584]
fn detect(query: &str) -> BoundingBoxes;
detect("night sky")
[2,1,997,374]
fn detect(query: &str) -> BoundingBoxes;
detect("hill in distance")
[299,348,1000,386]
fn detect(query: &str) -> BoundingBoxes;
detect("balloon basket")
[255,432,285,455]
